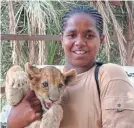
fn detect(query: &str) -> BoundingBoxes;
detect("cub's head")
[25,63,76,110]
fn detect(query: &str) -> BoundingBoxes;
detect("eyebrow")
[85,29,95,33]
[65,28,95,33]
[65,29,76,33]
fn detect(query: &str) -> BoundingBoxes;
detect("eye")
[42,81,48,88]
[86,34,94,39]
[59,83,63,88]
[67,33,76,38]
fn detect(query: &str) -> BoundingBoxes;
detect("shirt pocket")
[102,97,134,128]
[102,97,134,111]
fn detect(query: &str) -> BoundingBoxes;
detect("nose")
[49,98,57,103]
[49,87,60,101]
[75,36,86,47]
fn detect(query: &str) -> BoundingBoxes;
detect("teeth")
[75,51,86,54]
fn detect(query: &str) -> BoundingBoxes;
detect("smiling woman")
[61,6,105,74]
[61,13,102,69]
[59,5,134,128]
[7,5,134,128]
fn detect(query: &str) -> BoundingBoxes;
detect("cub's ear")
[25,63,41,80]
[64,69,76,85]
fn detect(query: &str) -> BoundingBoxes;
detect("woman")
[7,5,134,128]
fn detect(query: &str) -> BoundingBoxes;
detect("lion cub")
[5,63,76,128]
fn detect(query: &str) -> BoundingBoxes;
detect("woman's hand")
[7,90,43,128]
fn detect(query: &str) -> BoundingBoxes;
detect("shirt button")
[117,104,123,112]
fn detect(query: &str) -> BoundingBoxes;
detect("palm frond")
[96,1,111,61]
[105,1,127,65]
[8,1,22,65]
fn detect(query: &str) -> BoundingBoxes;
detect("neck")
[64,62,95,74]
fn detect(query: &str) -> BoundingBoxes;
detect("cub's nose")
[49,90,60,101]
[49,98,57,103]
[49,93,60,101]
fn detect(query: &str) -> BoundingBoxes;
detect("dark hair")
[62,5,103,36]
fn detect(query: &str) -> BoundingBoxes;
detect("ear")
[25,63,41,80]
[60,33,63,42]
[100,35,105,45]
[64,69,76,85]
[60,33,63,47]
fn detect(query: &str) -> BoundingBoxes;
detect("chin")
[72,61,89,67]
[72,59,95,67]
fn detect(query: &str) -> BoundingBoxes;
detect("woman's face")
[61,13,104,67]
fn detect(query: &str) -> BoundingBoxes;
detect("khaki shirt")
[60,63,134,128]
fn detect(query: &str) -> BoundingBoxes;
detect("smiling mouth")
[73,51,88,55]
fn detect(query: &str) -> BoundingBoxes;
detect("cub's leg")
[5,65,29,106]
[40,104,63,128]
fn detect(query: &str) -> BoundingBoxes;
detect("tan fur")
[5,63,76,128]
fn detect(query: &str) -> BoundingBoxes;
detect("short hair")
[62,5,103,36]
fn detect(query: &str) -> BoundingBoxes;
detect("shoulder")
[99,64,134,101]
[100,63,128,80]
[101,63,123,72]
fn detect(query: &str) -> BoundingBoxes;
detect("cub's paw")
[9,71,29,88]
[6,65,29,89]
[5,68,29,106]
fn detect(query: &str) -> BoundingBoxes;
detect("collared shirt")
[60,63,134,128]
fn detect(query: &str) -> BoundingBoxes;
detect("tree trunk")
[8,1,21,65]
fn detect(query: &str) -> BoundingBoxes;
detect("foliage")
[1,41,13,77]
[1,1,134,79]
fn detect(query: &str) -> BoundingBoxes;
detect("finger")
[34,105,43,113]
[27,111,42,125]
[30,99,41,107]
[30,96,39,101]
[34,112,42,120]
[24,90,36,101]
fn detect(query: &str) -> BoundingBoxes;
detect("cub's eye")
[59,83,63,88]
[42,82,48,88]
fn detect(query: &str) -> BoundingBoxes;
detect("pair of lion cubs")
[5,63,76,128]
